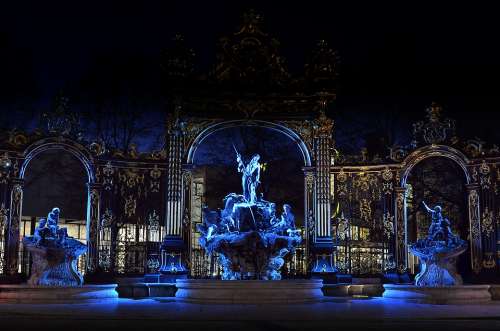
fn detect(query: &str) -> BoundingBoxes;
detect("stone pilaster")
[5,178,23,276]
[394,187,407,273]
[86,183,101,274]
[159,114,188,279]
[466,184,482,274]
[311,110,336,276]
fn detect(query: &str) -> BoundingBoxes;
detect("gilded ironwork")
[101,208,115,228]
[42,92,83,140]
[160,34,195,80]
[304,40,339,82]
[412,102,457,147]
[481,206,494,238]
[124,195,137,218]
[213,9,289,87]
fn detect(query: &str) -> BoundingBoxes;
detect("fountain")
[0,208,117,302]
[383,202,491,304]
[175,148,323,303]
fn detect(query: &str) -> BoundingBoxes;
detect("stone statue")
[23,207,86,286]
[198,149,301,280]
[235,146,261,204]
[422,201,453,243]
[409,201,467,287]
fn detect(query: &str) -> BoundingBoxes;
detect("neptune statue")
[235,148,261,204]
[197,148,301,280]
[409,201,467,287]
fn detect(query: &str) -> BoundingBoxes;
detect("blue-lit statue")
[235,145,261,204]
[409,201,467,287]
[23,207,86,286]
[197,149,301,280]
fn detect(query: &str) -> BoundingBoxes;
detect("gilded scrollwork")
[101,208,115,228]
[305,172,314,194]
[482,252,496,269]
[147,210,160,232]
[314,110,334,138]
[481,207,494,238]
[412,102,457,147]
[467,187,482,274]
[0,203,8,233]
[359,199,372,223]
[102,161,114,190]
[280,120,315,158]
[383,212,394,239]
[119,168,144,189]
[124,195,137,218]
[382,167,393,182]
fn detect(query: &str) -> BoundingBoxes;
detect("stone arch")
[397,144,473,273]
[182,119,313,277]
[16,138,100,274]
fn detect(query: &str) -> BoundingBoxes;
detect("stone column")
[311,111,336,276]
[5,178,23,276]
[466,184,482,274]
[86,183,101,274]
[394,187,407,273]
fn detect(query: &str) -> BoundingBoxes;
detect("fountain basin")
[175,279,324,304]
[383,284,491,304]
[0,284,118,303]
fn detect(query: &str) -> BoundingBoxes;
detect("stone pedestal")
[175,279,324,304]
[24,237,86,286]
[383,284,492,304]
[410,244,467,287]
[0,284,118,302]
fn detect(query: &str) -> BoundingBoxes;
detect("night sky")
[1,1,499,149]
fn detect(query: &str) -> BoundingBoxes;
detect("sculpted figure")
[422,201,452,242]
[47,207,60,237]
[281,204,295,229]
[33,218,48,244]
[235,151,261,204]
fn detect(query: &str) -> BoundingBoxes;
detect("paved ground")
[1,297,500,331]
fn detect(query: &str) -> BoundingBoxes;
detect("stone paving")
[1,297,499,331]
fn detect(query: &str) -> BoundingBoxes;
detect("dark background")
[1,1,499,150]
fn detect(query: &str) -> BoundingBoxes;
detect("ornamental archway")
[184,120,313,277]
[3,138,101,276]
[159,111,336,278]
[395,145,480,275]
